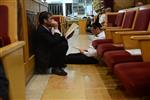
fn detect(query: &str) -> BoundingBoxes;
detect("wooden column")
[79,19,87,34]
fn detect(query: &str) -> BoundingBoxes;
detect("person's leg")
[66,53,98,64]
[51,40,68,76]
[51,40,68,66]
[0,63,9,100]
[35,58,49,74]
[34,50,50,74]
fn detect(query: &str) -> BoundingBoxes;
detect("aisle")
[41,64,111,100]
[26,34,141,100]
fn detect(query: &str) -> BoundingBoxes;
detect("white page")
[65,23,79,38]
[125,49,141,55]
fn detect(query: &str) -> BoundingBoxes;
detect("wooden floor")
[26,33,143,100]
[41,64,112,100]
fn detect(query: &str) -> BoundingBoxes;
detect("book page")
[125,49,141,55]
[72,46,81,50]
[65,23,79,38]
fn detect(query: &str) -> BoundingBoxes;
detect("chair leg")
[98,57,106,66]
[115,83,124,90]
[106,68,113,75]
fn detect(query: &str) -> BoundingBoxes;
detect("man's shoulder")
[37,25,44,31]
[97,31,105,39]
[37,25,48,33]
[98,31,105,34]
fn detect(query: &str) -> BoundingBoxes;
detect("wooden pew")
[114,4,150,49]
[113,35,150,96]
[105,10,136,40]
[131,35,150,61]
[106,8,139,42]
[100,5,150,72]
[92,6,146,48]
[104,10,126,29]
[51,15,67,34]
[0,41,25,100]
[0,1,26,100]
[105,12,118,27]
[92,8,136,49]
[78,19,87,34]
[104,5,149,41]
[96,5,150,58]
[60,16,67,33]
[117,31,150,49]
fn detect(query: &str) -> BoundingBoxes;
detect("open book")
[64,23,79,39]
[125,49,141,55]
[72,46,81,50]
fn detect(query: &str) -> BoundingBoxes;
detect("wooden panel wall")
[26,0,48,13]
[23,0,48,82]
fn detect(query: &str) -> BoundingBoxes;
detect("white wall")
[63,0,73,3]
[47,0,73,16]
[46,0,72,3]
[86,5,93,15]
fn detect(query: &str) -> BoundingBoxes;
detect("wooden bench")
[0,2,26,100]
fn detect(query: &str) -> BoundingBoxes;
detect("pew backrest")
[0,5,10,46]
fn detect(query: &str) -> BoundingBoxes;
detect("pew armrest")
[116,31,150,35]
[102,26,121,30]
[116,31,150,49]
[130,35,150,62]
[0,41,25,57]
[0,41,26,100]
[106,28,132,31]
[131,35,150,40]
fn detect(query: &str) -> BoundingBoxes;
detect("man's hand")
[50,19,58,29]
[79,49,87,54]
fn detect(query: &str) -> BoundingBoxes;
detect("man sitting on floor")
[33,11,68,76]
[66,23,105,64]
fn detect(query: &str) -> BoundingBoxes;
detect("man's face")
[91,27,99,35]
[44,15,58,28]
[44,14,53,26]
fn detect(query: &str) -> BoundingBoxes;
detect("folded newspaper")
[64,23,79,39]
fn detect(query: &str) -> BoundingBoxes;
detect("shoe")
[59,68,67,75]
[51,68,67,76]
[62,64,67,68]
